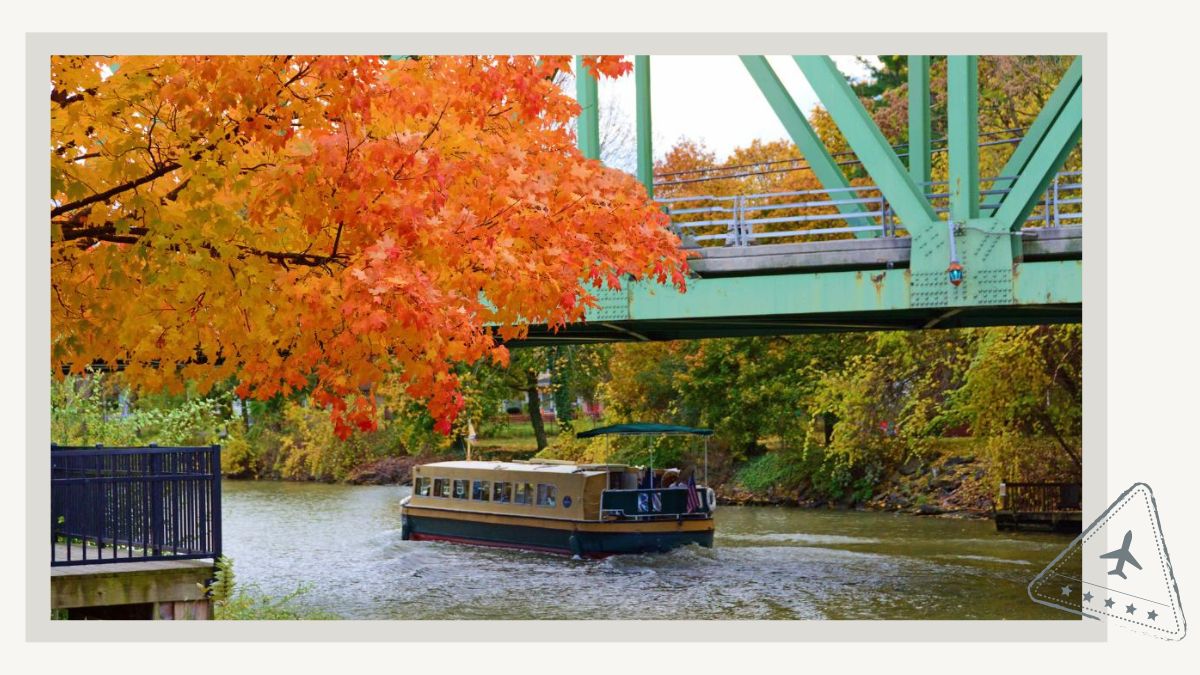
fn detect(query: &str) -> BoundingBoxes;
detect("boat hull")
[402,505,714,558]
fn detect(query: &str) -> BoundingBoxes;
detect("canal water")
[223,480,1077,620]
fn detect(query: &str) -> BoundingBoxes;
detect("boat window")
[536,483,557,507]
[416,477,431,497]
[472,480,490,501]
[513,482,533,505]
[433,478,450,498]
[493,482,512,503]
[453,479,469,499]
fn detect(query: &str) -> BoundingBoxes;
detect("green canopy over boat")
[576,423,713,438]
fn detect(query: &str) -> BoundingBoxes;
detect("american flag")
[685,474,702,513]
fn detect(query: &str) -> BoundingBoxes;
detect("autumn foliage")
[51,55,688,437]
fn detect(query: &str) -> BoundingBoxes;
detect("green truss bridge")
[514,55,1082,346]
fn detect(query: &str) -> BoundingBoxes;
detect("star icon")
[1147,610,1158,621]
[1126,603,1137,615]
[1060,585,1072,597]
[1104,597,1115,608]
[1083,591,1094,603]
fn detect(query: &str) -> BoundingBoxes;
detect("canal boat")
[399,423,716,558]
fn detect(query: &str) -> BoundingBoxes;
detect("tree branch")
[51,129,236,218]
[51,87,97,109]
[55,220,350,270]
[1036,409,1082,470]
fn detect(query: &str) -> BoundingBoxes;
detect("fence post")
[149,450,163,556]
[210,445,222,560]
[736,196,747,246]
[1052,173,1061,227]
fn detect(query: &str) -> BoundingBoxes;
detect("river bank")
[278,437,1021,521]
[718,443,997,518]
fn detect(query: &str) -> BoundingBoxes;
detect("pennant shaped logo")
[1030,483,1186,640]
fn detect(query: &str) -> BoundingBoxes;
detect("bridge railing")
[661,171,1081,247]
[51,444,222,566]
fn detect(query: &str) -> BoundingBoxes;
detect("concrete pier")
[51,545,215,620]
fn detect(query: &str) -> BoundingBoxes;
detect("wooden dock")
[993,481,1082,533]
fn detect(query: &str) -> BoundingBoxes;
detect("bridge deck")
[687,226,1080,277]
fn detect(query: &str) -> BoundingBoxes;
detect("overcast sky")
[586,55,880,165]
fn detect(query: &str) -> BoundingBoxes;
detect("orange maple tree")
[51,55,688,437]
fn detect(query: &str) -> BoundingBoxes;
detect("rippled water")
[223,480,1077,620]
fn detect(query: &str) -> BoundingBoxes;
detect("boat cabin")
[409,460,712,522]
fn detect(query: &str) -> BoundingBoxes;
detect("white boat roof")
[420,460,625,475]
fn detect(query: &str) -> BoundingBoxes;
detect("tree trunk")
[1037,410,1082,472]
[551,346,574,426]
[239,398,251,433]
[525,371,548,451]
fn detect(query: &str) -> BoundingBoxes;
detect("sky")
[588,55,881,166]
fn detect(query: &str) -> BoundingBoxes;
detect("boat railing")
[600,487,712,520]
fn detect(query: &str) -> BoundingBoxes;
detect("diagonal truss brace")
[740,56,878,237]
[984,56,1083,217]
[793,55,939,231]
[992,84,1082,232]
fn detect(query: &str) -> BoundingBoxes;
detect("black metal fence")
[51,445,221,566]
[999,481,1082,513]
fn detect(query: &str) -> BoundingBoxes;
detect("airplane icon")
[1100,529,1143,580]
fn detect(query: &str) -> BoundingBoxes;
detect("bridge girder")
[510,259,1080,346]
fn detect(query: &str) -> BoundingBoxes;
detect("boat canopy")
[576,423,713,438]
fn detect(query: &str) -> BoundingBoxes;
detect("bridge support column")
[575,55,600,160]
[635,55,653,198]
[907,55,931,186]
[913,56,1016,308]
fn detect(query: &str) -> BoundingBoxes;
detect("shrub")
[206,556,336,620]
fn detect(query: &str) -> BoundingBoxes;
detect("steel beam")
[635,55,653,198]
[577,259,1081,323]
[948,56,979,222]
[739,56,877,236]
[575,55,600,160]
[793,55,938,230]
[907,55,931,186]
[992,85,1082,232]
[984,57,1082,214]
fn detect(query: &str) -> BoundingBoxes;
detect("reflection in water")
[222,480,1078,620]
